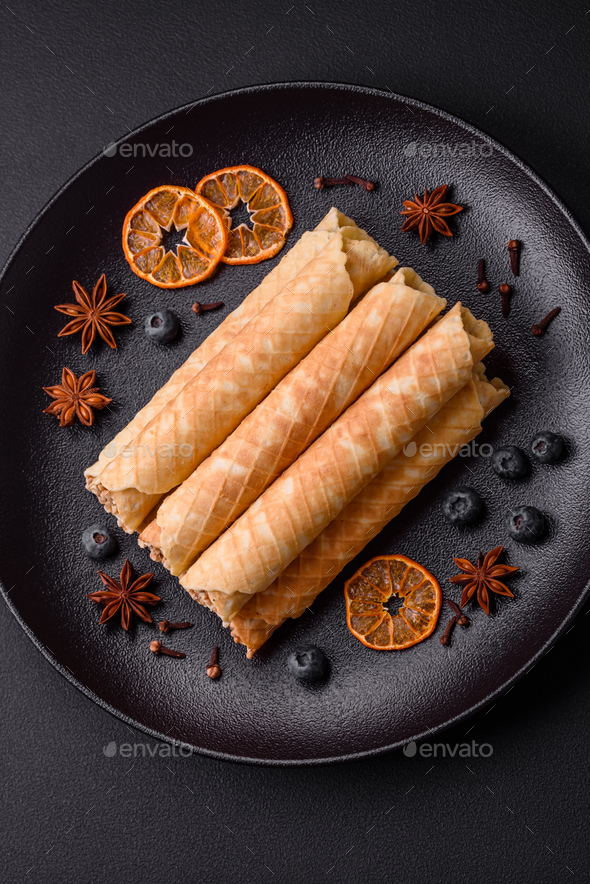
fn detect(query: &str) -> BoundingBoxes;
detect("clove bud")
[446,599,469,627]
[149,640,186,659]
[314,176,352,189]
[344,175,375,191]
[314,175,375,191]
[192,301,223,316]
[476,258,489,293]
[507,240,521,276]
[499,283,512,318]
[159,619,193,634]
[439,617,457,646]
[206,645,222,679]
[532,306,561,337]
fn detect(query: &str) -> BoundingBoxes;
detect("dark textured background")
[1,0,589,880]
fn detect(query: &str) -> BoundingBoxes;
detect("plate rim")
[2,80,589,766]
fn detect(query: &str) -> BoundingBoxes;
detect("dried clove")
[477,258,490,293]
[507,240,521,276]
[192,301,224,316]
[159,619,193,634]
[532,306,561,337]
[150,640,186,658]
[314,175,375,191]
[314,176,353,189]
[343,175,375,191]
[499,283,512,318]
[206,646,222,679]
[439,617,457,646]
[446,598,469,627]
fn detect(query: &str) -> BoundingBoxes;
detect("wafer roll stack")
[84,208,397,529]
[181,302,494,621]
[230,368,509,656]
[86,228,396,532]
[139,268,446,574]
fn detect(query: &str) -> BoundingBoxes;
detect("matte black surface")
[2,0,590,880]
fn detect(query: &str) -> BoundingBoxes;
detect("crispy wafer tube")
[85,207,396,483]
[139,268,446,575]
[87,229,393,532]
[230,369,509,656]
[181,303,494,620]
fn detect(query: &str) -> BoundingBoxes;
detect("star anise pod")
[87,559,160,631]
[449,546,520,616]
[55,273,131,353]
[43,367,112,427]
[400,184,463,244]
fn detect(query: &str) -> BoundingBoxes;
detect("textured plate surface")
[1,83,589,765]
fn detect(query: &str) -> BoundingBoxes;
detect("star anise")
[87,559,160,631]
[400,184,463,244]
[43,367,112,427]
[449,546,520,616]
[55,273,131,353]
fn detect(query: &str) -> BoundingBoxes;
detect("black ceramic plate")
[1,83,589,765]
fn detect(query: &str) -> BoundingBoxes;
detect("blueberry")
[530,431,564,464]
[287,646,328,683]
[506,506,546,543]
[82,524,117,559]
[491,445,529,479]
[441,486,484,526]
[144,309,179,343]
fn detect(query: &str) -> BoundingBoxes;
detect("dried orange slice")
[122,185,227,288]
[195,165,293,265]
[344,555,442,650]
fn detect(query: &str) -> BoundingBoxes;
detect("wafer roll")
[84,207,397,522]
[139,268,446,574]
[87,229,395,532]
[230,368,509,656]
[181,303,494,620]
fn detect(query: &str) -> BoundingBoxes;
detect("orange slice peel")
[122,185,227,288]
[344,554,442,650]
[195,165,293,265]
